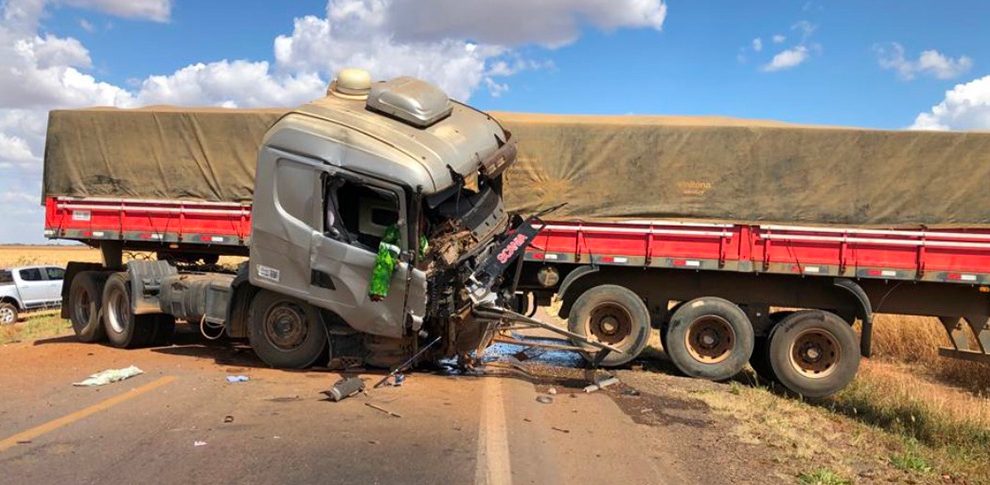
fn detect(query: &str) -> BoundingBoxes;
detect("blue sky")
[1,0,989,243]
[38,0,989,128]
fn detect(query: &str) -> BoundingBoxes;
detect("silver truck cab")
[247,70,515,366]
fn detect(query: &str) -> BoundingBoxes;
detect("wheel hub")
[264,303,308,351]
[789,329,840,378]
[0,307,14,324]
[588,304,632,345]
[107,287,130,334]
[684,316,735,364]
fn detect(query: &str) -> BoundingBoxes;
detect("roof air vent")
[366,77,453,128]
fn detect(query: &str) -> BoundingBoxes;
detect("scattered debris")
[73,365,143,387]
[226,375,249,383]
[583,376,620,393]
[267,395,301,402]
[323,376,365,402]
[193,441,207,447]
[373,335,442,389]
[536,395,554,404]
[365,402,402,418]
[621,388,641,397]
[223,415,234,424]
[523,418,532,422]
[547,387,557,395]
[368,440,380,445]
[393,373,406,386]
[551,426,570,433]
[16,440,31,445]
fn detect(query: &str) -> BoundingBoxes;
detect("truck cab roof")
[263,77,509,195]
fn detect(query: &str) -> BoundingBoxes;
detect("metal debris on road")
[223,415,234,423]
[583,376,620,393]
[193,441,207,447]
[536,395,554,404]
[72,365,143,387]
[551,427,570,433]
[225,375,249,383]
[323,376,365,402]
[365,402,402,418]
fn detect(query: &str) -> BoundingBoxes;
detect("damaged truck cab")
[55,71,517,370]
[240,71,515,367]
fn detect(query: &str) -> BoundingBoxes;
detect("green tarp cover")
[44,107,990,227]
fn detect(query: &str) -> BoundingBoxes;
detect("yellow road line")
[0,375,176,453]
[475,377,512,485]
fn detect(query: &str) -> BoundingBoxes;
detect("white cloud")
[756,21,817,72]
[0,0,669,242]
[876,42,973,81]
[62,0,171,22]
[78,18,94,32]
[751,37,762,52]
[383,0,666,47]
[762,45,809,72]
[136,61,325,108]
[911,75,990,131]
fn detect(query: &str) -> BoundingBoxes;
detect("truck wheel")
[69,271,106,342]
[768,310,859,400]
[102,272,156,348]
[749,311,794,384]
[0,302,18,325]
[665,297,754,381]
[567,285,650,367]
[247,290,327,369]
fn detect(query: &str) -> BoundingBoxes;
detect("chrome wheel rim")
[107,287,129,334]
[0,307,15,325]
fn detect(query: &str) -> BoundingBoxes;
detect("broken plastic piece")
[536,395,553,404]
[73,365,143,387]
[193,441,207,447]
[226,375,249,383]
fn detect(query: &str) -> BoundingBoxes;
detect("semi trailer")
[43,76,990,398]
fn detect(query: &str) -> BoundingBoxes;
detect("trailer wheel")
[749,311,794,384]
[768,310,859,399]
[568,285,650,367]
[69,271,106,342]
[247,290,327,369]
[0,301,18,325]
[665,297,754,381]
[102,273,156,348]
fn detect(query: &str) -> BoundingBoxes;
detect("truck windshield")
[0,270,11,284]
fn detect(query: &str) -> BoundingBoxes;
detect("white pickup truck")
[0,266,65,325]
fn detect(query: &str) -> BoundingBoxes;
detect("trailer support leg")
[100,241,124,270]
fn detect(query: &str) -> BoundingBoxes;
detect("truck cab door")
[308,170,427,339]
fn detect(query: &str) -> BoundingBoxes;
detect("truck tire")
[0,301,18,325]
[767,310,859,400]
[567,285,650,367]
[665,297,754,381]
[69,271,106,342]
[102,272,156,348]
[247,290,327,369]
[749,311,794,384]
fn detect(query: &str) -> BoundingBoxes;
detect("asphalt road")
[0,329,694,485]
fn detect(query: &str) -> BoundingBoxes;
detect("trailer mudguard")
[833,278,874,357]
